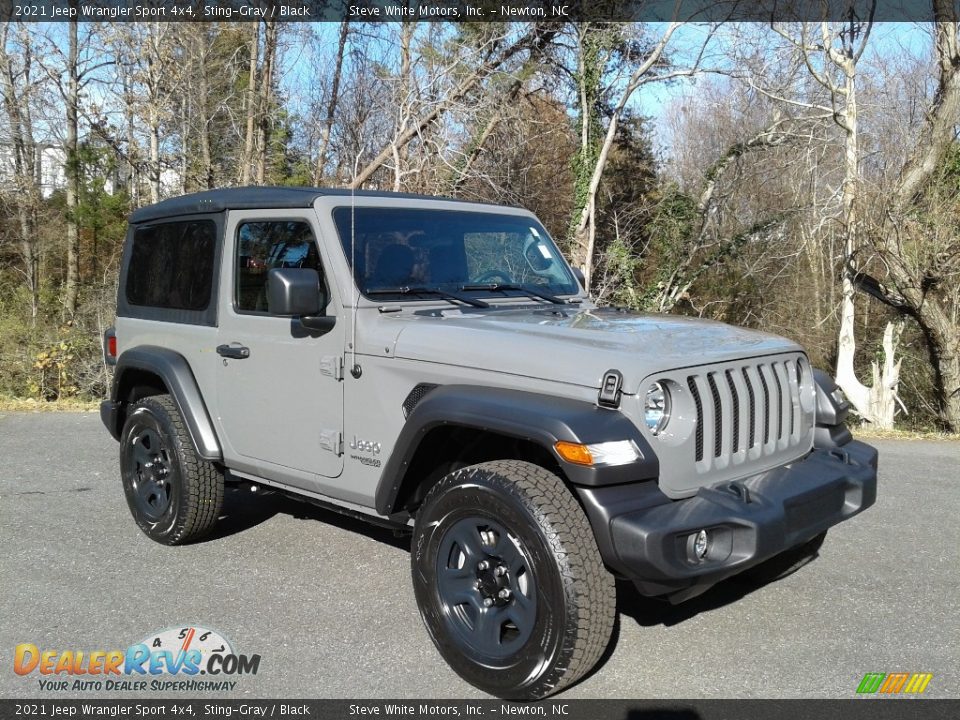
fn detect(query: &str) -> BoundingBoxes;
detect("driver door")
[215,211,345,485]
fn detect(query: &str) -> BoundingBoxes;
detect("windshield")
[332,207,579,299]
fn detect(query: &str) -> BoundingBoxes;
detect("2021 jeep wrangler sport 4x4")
[101,187,877,699]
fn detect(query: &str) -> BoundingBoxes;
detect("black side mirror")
[267,268,322,315]
[267,268,336,333]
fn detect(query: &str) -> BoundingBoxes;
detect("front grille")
[707,373,723,459]
[725,370,740,454]
[684,357,808,470]
[689,376,704,462]
[741,367,756,449]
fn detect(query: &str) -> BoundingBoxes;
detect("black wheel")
[736,530,828,584]
[119,394,223,545]
[411,460,615,699]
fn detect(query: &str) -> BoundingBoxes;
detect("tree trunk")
[148,104,161,204]
[392,20,415,192]
[118,55,139,205]
[255,20,277,185]
[198,71,213,190]
[240,22,259,185]
[921,310,960,429]
[0,25,40,321]
[313,20,349,185]
[64,16,80,318]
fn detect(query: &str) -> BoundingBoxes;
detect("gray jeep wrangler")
[101,187,877,699]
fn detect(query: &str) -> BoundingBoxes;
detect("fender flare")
[108,346,222,461]
[374,384,658,515]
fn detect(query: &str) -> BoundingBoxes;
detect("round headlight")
[644,381,671,435]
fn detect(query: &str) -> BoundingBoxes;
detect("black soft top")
[129,186,499,223]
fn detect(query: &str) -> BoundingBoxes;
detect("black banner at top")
[0,0,953,23]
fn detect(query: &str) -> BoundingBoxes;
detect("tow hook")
[829,448,852,465]
[722,481,751,504]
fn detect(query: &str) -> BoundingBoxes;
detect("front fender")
[374,384,658,515]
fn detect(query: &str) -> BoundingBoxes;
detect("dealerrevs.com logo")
[13,626,261,692]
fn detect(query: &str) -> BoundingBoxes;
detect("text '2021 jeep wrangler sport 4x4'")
[101,187,877,699]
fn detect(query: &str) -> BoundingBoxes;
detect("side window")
[235,220,323,314]
[125,220,216,311]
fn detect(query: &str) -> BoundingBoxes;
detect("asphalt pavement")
[0,411,956,699]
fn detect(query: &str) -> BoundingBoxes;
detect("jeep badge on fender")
[100,187,878,700]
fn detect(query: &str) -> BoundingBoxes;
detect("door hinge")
[319,430,343,456]
[320,355,344,381]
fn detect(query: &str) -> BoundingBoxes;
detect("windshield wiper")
[459,283,574,305]
[366,286,489,309]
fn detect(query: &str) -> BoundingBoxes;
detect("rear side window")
[125,220,217,310]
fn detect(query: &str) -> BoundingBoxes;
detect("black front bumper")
[577,440,878,601]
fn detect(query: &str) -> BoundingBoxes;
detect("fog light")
[694,529,709,559]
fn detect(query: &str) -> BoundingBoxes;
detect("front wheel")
[411,461,615,699]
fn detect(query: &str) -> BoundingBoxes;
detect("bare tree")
[255,19,278,185]
[734,17,904,428]
[312,20,349,185]
[568,22,684,292]
[855,5,960,429]
[0,22,42,321]
[348,23,558,189]
[240,21,259,185]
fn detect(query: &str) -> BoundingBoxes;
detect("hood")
[390,306,804,394]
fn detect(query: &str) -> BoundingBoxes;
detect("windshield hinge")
[598,369,623,409]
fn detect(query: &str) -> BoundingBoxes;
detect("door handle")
[216,344,250,360]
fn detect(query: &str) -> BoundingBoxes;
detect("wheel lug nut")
[478,560,490,571]
[495,566,507,577]
[498,588,511,599]
[483,598,494,607]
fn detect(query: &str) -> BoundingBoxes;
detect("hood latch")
[598,369,623,409]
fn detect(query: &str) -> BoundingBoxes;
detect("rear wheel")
[411,460,615,699]
[120,394,223,545]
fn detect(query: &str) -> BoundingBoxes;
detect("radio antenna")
[349,147,362,379]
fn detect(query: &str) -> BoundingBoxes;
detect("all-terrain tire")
[411,460,615,699]
[119,394,223,545]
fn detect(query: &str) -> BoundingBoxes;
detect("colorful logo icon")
[856,672,933,695]
[13,625,261,692]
